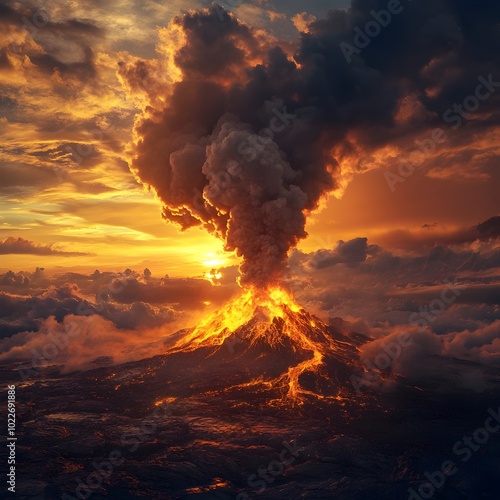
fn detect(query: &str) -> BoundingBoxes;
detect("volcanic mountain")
[132,287,372,409]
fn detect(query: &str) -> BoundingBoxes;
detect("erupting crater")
[168,287,368,406]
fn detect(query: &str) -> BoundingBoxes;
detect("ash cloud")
[308,238,379,269]
[126,1,500,288]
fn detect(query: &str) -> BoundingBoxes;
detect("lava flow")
[169,287,367,406]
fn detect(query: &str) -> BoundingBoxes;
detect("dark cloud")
[294,239,500,290]
[0,163,56,191]
[0,2,103,84]
[174,7,262,80]
[0,271,30,287]
[0,3,20,23]
[0,46,13,69]
[235,0,351,19]
[0,285,92,338]
[30,46,96,80]
[475,216,500,240]
[98,276,235,310]
[308,238,379,269]
[103,301,179,330]
[0,282,181,338]
[126,1,500,288]
[0,269,237,338]
[0,237,90,257]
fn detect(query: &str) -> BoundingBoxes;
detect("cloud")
[95,275,236,310]
[308,238,379,269]
[474,216,500,241]
[0,271,30,287]
[287,220,500,326]
[0,269,237,340]
[0,3,103,85]
[0,285,89,338]
[0,313,181,374]
[0,237,90,257]
[291,12,316,33]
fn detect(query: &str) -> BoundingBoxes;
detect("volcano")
[142,287,372,409]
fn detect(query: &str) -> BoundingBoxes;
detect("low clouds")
[0,313,182,374]
[0,214,498,385]
[284,216,500,387]
[0,263,243,374]
[0,268,237,341]
[98,275,235,309]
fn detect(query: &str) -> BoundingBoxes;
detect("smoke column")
[122,2,500,287]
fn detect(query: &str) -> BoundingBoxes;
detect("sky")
[1,0,497,278]
[0,1,499,380]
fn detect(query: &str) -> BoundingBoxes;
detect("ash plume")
[124,1,500,288]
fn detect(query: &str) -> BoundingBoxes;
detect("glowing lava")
[171,288,365,405]
[174,287,302,349]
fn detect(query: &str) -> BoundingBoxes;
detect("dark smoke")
[124,1,500,287]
